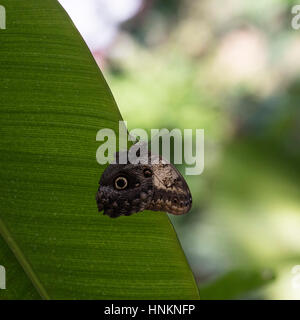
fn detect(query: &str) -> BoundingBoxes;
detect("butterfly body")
[96,153,192,218]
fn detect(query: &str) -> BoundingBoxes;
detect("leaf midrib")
[0,218,49,299]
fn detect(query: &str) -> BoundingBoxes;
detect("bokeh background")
[58,0,300,299]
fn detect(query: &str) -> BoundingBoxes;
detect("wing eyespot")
[114,176,128,190]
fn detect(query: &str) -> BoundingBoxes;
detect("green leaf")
[0,0,199,299]
[199,268,275,300]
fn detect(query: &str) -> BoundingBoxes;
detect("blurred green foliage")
[103,0,300,299]
[199,268,275,300]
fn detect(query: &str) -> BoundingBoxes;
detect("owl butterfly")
[96,149,192,218]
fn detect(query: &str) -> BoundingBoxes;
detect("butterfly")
[96,150,192,218]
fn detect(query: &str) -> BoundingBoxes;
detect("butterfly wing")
[96,153,192,217]
[146,157,192,215]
